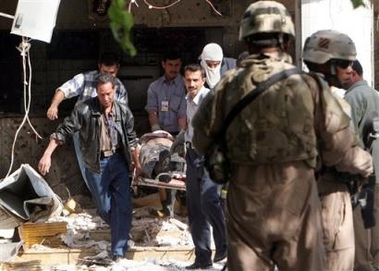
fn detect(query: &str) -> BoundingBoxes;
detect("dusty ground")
[5,192,228,270]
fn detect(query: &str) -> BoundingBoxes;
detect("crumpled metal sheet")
[0,164,63,222]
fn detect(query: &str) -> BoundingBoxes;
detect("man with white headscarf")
[199,43,236,89]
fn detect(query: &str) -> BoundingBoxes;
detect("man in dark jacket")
[38,73,141,262]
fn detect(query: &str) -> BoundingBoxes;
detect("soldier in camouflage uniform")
[191,1,373,271]
[302,29,374,271]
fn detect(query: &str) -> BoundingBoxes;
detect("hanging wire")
[5,36,42,178]
[143,0,181,10]
[129,0,139,12]
[204,0,222,16]
[129,0,222,16]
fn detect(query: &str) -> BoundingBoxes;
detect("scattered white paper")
[0,241,23,262]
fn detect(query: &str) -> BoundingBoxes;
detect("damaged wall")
[0,0,257,56]
[0,116,86,198]
[0,0,377,198]
[0,114,149,199]
[0,0,272,197]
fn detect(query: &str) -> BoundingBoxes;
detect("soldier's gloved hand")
[170,130,185,156]
[359,153,374,178]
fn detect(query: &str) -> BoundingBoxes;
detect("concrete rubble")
[9,202,227,270]
[44,206,226,270]
[0,164,227,270]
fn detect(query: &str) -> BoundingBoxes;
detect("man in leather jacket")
[38,73,141,262]
[46,52,128,193]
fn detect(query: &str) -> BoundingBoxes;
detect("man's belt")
[101,148,121,158]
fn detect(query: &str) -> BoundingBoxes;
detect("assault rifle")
[338,173,376,229]
[357,111,379,229]
[322,170,376,229]
[351,174,376,229]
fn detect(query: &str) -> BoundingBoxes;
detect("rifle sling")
[218,68,301,138]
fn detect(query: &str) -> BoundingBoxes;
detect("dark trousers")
[85,152,132,257]
[185,148,227,265]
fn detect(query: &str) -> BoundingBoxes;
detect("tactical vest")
[221,58,318,167]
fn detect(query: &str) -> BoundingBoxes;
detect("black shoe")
[185,262,212,270]
[111,255,123,263]
[214,250,227,262]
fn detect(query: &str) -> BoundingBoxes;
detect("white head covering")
[200,43,223,88]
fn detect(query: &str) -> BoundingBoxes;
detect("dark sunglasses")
[334,60,353,69]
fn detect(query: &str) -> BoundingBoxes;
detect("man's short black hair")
[162,49,182,62]
[184,63,205,78]
[99,52,120,66]
[352,60,363,76]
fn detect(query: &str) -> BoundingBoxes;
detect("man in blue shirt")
[145,50,187,217]
[145,51,186,134]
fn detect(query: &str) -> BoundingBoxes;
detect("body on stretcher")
[131,130,186,191]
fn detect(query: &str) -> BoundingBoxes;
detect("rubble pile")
[37,204,226,270]
[0,164,227,270]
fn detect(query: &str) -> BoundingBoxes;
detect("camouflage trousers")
[226,161,326,271]
[318,174,355,271]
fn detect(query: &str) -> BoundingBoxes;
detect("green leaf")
[108,0,137,57]
[351,0,366,8]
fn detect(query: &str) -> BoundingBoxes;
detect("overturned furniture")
[132,131,186,191]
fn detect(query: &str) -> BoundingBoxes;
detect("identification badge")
[161,101,169,112]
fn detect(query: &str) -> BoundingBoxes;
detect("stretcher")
[131,130,187,191]
[132,173,186,191]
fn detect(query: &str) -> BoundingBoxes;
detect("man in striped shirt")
[46,51,128,191]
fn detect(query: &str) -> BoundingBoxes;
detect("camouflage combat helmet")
[302,29,356,64]
[239,0,295,41]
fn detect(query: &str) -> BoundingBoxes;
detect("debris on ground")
[0,191,227,270]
